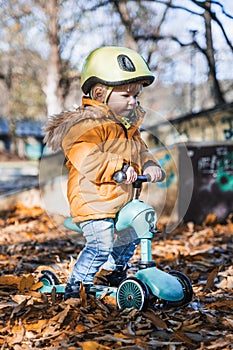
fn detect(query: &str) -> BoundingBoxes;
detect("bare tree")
[43,0,63,115]
[112,0,139,51]
[194,0,226,104]
[0,0,82,117]
[0,0,232,120]
[110,0,232,106]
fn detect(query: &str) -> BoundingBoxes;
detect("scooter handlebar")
[112,171,151,184]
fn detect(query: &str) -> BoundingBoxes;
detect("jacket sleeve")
[62,122,124,184]
[134,129,161,169]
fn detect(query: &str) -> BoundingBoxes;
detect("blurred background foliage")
[0,0,232,123]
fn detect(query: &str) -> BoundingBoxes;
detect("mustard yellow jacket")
[44,97,160,222]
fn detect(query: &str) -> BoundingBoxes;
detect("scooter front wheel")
[39,270,60,286]
[117,277,149,311]
[163,270,193,308]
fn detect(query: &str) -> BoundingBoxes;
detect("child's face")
[107,84,141,117]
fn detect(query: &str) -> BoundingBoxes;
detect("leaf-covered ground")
[0,204,232,349]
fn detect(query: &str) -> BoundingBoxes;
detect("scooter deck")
[38,283,117,298]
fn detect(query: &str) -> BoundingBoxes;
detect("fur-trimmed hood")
[43,96,146,152]
[43,97,114,152]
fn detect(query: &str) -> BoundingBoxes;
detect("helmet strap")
[90,84,113,104]
[104,86,113,104]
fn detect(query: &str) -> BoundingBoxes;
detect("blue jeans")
[68,218,140,285]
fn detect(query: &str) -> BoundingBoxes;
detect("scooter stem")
[141,238,152,262]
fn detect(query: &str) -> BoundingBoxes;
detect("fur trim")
[43,105,106,152]
[43,99,145,152]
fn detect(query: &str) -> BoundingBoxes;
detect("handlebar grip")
[160,169,166,182]
[112,171,151,184]
[132,174,151,188]
[136,175,151,182]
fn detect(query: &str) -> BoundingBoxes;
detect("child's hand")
[143,166,165,183]
[125,166,138,184]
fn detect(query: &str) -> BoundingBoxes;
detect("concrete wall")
[144,103,233,147]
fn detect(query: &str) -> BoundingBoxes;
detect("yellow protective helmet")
[81,46,155,95]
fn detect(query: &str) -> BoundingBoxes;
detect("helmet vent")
[117,55,136,72]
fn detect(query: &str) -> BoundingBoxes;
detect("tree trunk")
[113,0,139,51]
[203,1,225,105]
[44,0,63,116]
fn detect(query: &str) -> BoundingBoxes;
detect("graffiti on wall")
[223,116,233,140]
[149,143,233,225]
[197,148,233,192]
[184,144,233,223]
[156,153,176,188]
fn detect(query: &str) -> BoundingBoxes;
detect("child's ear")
[92,86,106,102]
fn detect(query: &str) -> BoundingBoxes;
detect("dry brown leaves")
[0,204,233,349]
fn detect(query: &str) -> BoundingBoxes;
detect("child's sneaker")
[64,282,91,300]
[64,282,81,300]
[95,265,129,287]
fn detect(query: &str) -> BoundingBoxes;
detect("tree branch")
[193,0,233,19]
[192,0,233,50]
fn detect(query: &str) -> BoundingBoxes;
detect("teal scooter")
[38,173,193,310]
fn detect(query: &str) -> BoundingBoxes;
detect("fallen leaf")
[204,266,219,291]
[142,310,167,329]
[173,331,195,346]
[8,321,25,345]
[216,276,233,290]
[222,317,233,329]
[24,319,48,332]
[19,274,35,291]
[51,305,70,325]
[78,341,111,350]
[79,282,88,307]
[74,324,89,332]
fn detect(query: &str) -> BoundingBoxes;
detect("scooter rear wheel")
[163,270,193,308]
[117,277,149,311]
[39,270,60,286]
